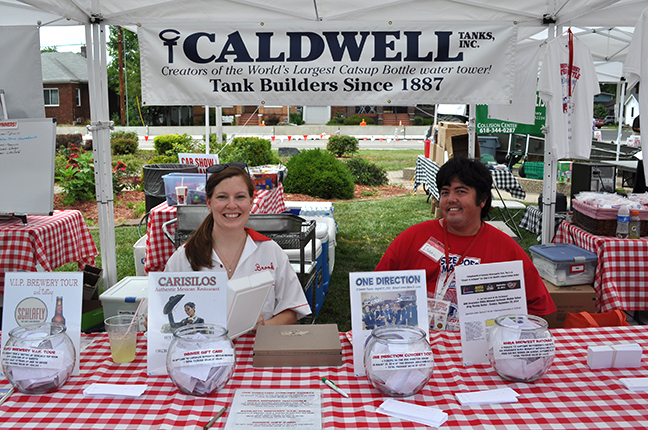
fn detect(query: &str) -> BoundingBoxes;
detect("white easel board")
[0,118,56,215]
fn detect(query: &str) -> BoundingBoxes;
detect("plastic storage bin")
[99,276,149,328]
[529,243,597,286]
[162,172,207,206]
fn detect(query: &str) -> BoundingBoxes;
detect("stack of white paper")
[620,378,648,392]
[455,388,519,406]
[376,398,448,427]
[83,383,147,398]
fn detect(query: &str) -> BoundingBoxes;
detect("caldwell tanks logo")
[15,297,48,326]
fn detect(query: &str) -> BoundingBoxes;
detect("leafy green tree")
[41,46,58,53]
[107,27,144,126]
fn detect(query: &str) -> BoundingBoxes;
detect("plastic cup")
[176,186,188,205]
[104,315,137,363]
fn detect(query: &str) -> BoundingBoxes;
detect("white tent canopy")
[4,0,647,286]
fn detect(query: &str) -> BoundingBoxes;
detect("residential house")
[624,94,640,127]
[41,51,90,125]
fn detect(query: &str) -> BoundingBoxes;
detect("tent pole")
[468,103,476,158]
[215,106,223,158]
[615,78,626,161]
[541,23,559,245]
[85,22,118,288]
[205,105,210,154]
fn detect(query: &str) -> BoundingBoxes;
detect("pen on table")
[0,387,15,407]
[203,405,227,430]
[321,377,349,398]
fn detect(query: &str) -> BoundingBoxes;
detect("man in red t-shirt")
[376,157,556,331]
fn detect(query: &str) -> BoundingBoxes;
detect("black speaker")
[538,193,567,212]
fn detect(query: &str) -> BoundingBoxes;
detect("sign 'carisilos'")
[139,22,517,106]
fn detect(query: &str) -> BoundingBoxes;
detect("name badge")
[419,236,445,263]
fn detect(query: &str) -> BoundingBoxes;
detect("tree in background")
[106,26,198,127]
[107,27,144,126]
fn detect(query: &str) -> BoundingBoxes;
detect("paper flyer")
[349,270,427,377]
[147,272,227,375]
[455,260,527,366]
[1,272,83,376]
[224,389,321,430]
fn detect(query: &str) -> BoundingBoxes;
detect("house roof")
[41,52,87,84]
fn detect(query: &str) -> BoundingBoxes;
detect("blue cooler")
[285,239,326,315]
[283,201,337,275]
[315,223,330,292]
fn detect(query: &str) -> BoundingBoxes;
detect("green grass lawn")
[57,190,538,333]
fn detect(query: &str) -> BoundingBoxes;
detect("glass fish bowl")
[1,322,76,394]
[488,314,555,383]
[166,323,236,396]
[364,325,433,397]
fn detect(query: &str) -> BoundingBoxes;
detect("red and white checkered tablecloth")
[0,210,97,294]
[554,221,648,312]
[145,185,286,273]
[0,326,647,429]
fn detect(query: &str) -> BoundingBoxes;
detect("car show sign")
[139,22,517,106]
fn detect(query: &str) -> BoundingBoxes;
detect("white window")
[76,88,81,107]
[44,88,59,106]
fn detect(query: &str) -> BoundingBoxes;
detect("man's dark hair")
[436,157,492,219]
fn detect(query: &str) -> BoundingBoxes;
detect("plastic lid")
[631,210,640,215]
[529,243,597,263]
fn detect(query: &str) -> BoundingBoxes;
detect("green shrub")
[283,149,355,199]
[110,130,139,155]
[345,157,388,186]
[55,150,96,205]
[208,134,228,153]
[153,134,196,155]
[343,114,374,125]
[219,137,280,167]
[147,154,180,165]
[326,112,345,126]
[290,113,304,125]
[413,116,434,126]
[327,135,359,157]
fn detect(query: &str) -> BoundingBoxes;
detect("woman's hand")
[252,314,265,332]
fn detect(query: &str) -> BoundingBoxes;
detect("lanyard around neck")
[441,220,484,284]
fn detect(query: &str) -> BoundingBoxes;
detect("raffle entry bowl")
[166,323,236,396]
[488,314,555,383]
[1,322,76,394]
[364,325,434,397]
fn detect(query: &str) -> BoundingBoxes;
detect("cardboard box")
[437,121,467,150]
[448,134,480,159]
[432,143,445,165]
[253,324,342,367]
[83,265,103,301]
[542,279,596,328]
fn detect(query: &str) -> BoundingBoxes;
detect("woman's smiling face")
[206,175,254,231]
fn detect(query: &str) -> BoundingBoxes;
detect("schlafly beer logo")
[14,297,48,326]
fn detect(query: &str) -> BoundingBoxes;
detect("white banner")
[139,22,517,106]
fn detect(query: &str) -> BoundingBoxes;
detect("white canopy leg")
[86,21,117,288]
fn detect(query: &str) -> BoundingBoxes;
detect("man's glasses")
[206,162,248,174]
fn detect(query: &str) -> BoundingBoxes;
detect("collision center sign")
[139,22,517,106]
